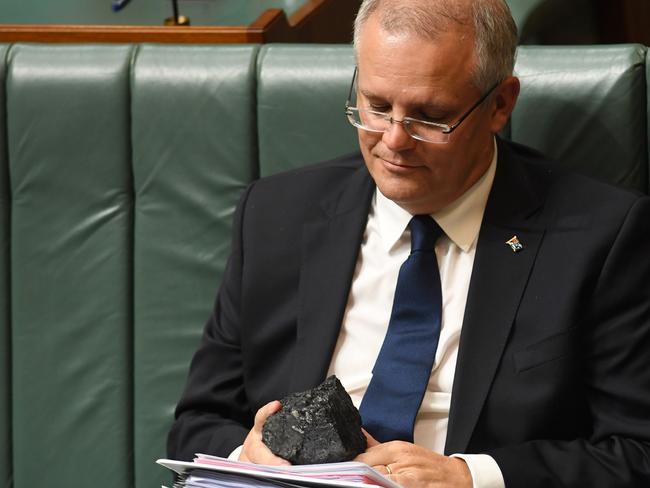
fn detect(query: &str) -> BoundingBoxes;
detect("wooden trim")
[597,0,650,44]
[289,0,329,28]
[0,0,359,44]
[250,8,294,43]
[250,8,285,30]
[288,0,360,44]
[0,8,292,44]
[620,0,650,45]
[0,23,269,44]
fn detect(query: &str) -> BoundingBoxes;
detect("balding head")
[353,0,518,91]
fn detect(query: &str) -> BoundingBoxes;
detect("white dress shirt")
[325,142,504,488]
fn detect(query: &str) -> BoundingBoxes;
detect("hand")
[239,401,291,466]
[354,431,471,488]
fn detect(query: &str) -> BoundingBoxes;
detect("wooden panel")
[0,10,288,44]
[0,0,360,44]
[289,0,361,43]
[2,0,302,26]
[598,0,650,45]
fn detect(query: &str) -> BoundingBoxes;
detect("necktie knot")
[409,215,443,252]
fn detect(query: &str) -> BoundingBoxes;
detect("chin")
[377,181,428,208]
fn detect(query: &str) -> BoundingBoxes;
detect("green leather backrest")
[0,44,11,488]
[0,43,648,488]
[257,44,358,176]
[1,43,259,488]
[131,44,258,488]
[512,45,648,192]
[8,44,134,488]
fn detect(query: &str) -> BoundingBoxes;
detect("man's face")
[355,15,513,214]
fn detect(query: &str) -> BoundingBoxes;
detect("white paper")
[157,455,402,488]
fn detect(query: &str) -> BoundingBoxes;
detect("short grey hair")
[353,0,518,92]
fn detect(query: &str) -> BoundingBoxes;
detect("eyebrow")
[359,89,454,116]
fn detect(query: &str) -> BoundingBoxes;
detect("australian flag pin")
[506,235,524,253]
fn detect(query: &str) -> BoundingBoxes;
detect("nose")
[382,118,417,152]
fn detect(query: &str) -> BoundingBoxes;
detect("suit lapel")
[289,161,375,394]
[445,140,547,454]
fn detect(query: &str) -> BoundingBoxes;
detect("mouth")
[379,157,423,172]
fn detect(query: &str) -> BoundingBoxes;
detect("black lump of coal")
[262,375,367,464]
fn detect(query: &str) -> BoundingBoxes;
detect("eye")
[369,104,391,113]
[370,103,390,113]
[417,111,447,123]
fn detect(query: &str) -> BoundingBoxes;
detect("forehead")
[356,15,477,103]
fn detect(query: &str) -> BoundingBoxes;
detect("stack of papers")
[157,454,401,488]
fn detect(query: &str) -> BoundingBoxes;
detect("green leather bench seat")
[131,44,258,488]
[8,44,134,488]
[0,43,10,488]
[257,45,358,176]
[0,43,648,488]
[512,45,648,192]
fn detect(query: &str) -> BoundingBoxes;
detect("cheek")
[358,130,381,152]
[419,146,454,171]
[358,132,383,171]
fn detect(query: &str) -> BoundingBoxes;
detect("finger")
[354,444,391,467]
[247,445,291,466]
[241,401,290,466]
[371,464,394,477]
[355,440,415,467]
[362,428,380,448]
[253,400,282,429]
[240,431,291,466]
[240,447,291,466]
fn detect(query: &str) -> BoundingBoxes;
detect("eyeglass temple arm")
[345,67,359,108]
[446,82,499,132]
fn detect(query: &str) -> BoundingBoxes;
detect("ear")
[489,76,520,133]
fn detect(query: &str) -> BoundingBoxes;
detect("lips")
[379,157,423,170]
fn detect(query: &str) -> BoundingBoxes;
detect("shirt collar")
[374,138,498,253]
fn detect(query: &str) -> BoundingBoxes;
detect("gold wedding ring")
[385,464,393,475]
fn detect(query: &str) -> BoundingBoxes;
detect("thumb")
[254,400,282,430]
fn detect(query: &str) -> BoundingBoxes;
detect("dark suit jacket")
[168,138,650,487]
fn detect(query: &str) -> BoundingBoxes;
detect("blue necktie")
[359,215,444,443]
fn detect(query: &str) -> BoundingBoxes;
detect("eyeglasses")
[344,67,498,144]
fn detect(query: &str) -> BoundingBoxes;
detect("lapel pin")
[506,235,524,253]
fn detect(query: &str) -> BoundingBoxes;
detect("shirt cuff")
[450,453,505,488]
[228,445,244,461]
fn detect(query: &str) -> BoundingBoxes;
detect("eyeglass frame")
[344,67,500,143]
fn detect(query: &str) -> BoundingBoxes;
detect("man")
[168,0,650,486]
